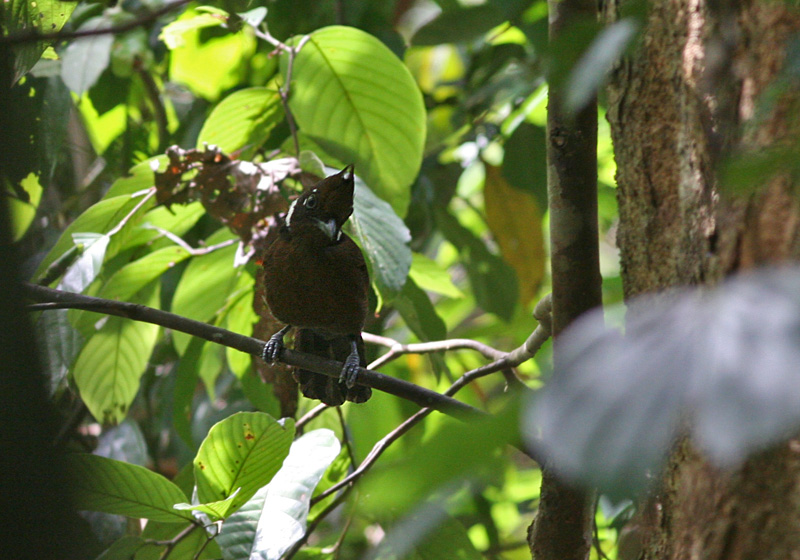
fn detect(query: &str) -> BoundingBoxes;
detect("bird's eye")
[304,194,318,209]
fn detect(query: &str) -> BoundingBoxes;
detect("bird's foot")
[340,340,361,388]
[262,326,290,363]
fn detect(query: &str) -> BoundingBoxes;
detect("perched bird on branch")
[261,166,372,406]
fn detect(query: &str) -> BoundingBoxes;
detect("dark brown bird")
[261,166,372,406]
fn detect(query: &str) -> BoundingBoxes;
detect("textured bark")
[528,1,601,558]
[604,0,800,558]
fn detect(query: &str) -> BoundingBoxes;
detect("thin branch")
[252,29,310,157]
[337,407,358,471]
[364,333,505,370]
[108,188,156,237]
[134,58,169,153]
[295,403,329,431]
[147,522,200,559]
[141,225,237,256]
[0,0,193,45]
[23,283,481,419]
[365,294,553,372]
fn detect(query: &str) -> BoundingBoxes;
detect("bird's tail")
[293,329,372,406]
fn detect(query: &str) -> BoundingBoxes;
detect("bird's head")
[285,165,355,243]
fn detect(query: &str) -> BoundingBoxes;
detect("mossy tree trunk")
[603,0,800,557]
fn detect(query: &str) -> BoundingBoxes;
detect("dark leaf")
[527,268,800,496]
[501,122,548,208]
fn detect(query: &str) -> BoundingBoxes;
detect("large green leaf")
[171,228,241,354]
[408,253,463,299]
[34,194,151,282]
[72,281,160,424]
[284,25,426,217]
[190,412,295,519]
[72,246,192,337]
[166,8,256,101]
[216,429,341,560]
[394,277,447,343]
[4,0,77,82]
[65,453,194,523]
[197,87,284,157]
[225,287,258,378]
[349,176,412,305]
[124,201,206,250]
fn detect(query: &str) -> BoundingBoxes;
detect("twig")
[364,333,505,370]
[0,0,193,45]
[148,522,200,559]
[22,283,481,419]
[337,407,358,471]
[142,225,237,256]
[295,403,329,431]
[252,28,310,157]
[108,188,156,237]
[365,295,552,372]
[134,58,168,152]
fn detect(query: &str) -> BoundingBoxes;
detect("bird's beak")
[313,217,341,242]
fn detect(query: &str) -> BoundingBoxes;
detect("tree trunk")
[604,0,800,557]
[528,1,601,558]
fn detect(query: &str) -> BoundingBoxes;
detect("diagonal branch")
[22,283,480,419]
[1,0,194,45]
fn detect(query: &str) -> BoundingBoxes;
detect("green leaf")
[408,253,463,299]
[72,245,192,337]
[135,521,221,560]
[60,17,115,95]
[502,122,548,208]
[6,172,43,241]
[72,281,160,424]
[192,412,295,519]
[159,8,226,49]
[364,400,520,514]
[95,536,146,560]
[225,288,258,378]
[102,246,191,301]
[197,87,284,157]
[65,453,194,523]
[216,429,341,560]
[435,209,519,321]
[394,277,447,343]
[349,176,412,305]
[4,0,78,81]
[105,157,165,199]
[285,26,426,217]
[34,194,148,282]
[171,228,240,354]
[124,201,206,249]
[166,8,256,101]
[172,338,204,448]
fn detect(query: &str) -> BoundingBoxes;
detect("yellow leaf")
[484,165,546,304]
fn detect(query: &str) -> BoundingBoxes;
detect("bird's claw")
[340,353,361,389]
[262,337,283,363]
[262,326,290,363]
